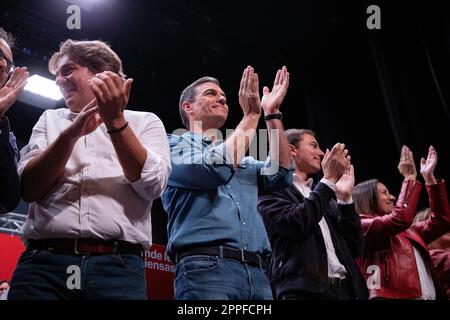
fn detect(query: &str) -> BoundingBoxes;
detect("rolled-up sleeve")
[127,115,172,201]
[18,112,48,176]
[257,157,294,193]
[168,134,234,190]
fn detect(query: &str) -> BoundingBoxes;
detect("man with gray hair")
[8,39,171,300]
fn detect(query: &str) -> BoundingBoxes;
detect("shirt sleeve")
[257,157,294,193]
[126,114,172,201]
[167,134,234,190]
[17,112,48,177]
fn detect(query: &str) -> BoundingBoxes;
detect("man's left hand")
[261,66,289,115]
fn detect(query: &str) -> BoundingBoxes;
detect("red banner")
[143,244,175,300]
[0,233,25,282]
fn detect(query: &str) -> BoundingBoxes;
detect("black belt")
[174,246,267,270]
[27,238,143,255]
[327,277,346,287]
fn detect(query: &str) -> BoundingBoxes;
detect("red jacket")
[357,179,450,299]
[430,249,450,299]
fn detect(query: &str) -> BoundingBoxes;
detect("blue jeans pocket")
[109,253,145,277]
[179,255,220,276]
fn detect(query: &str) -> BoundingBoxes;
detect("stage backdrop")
[0,233,174,300]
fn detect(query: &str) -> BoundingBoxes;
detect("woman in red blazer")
[352,145,450,299]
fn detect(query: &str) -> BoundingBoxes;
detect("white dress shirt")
[18,108,171,249]
[292,175,348,279]
[413,246,436,299]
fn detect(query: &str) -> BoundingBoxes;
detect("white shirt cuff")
[320,178,337,192]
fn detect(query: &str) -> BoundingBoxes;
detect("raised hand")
[238,66,261,117]
[0,67,29,117]
[261,66,290,115]
[398,145,417,181]
[88,71,133,130]
[336,164,355,201]
[66,99,103,140]
[420,145,437,185]
[322,143,351,184]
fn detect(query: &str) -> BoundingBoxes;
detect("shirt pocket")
[235,166,257,185]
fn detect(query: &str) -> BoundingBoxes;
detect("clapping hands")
[398,145,417,181]
[0,67,29,117]
[420,145,437,185]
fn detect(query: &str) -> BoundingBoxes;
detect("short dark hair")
[353,179,380,215]
[285,128,316,147]
[0,27,15,48]
[48,39,125,78]
[179,76,220,129]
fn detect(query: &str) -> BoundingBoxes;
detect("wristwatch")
[264,112,282,121]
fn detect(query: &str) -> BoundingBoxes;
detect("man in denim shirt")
[162,66,293,299]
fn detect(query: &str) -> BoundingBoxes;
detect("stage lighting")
[24,75,62,101]
[17,75,63,110]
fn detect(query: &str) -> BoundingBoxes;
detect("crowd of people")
[1,26,449,300]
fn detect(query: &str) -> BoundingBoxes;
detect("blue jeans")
[8,249,147,300]
[174,255,273,300]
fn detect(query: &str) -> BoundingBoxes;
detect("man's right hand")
[321,143,350,183]
[238,66,261,117]
[64,99,103,140]
[0,67,29,117]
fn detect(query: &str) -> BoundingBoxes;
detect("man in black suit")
[258,129,368,300]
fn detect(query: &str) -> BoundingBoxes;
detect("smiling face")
[54,55,96,112]
[376,182,396,215]
[183,81,228,130]
[291,133,325,175]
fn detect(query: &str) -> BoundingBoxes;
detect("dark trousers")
[8,249,147,300]
[280,279,353,300]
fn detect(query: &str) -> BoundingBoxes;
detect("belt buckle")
[74,238,91,255]
[240,248,248,263]
[240,248,262,268]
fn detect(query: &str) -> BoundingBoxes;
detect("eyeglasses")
[0,49,15,77]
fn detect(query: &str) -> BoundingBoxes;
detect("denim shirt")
[162,132,293,258]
